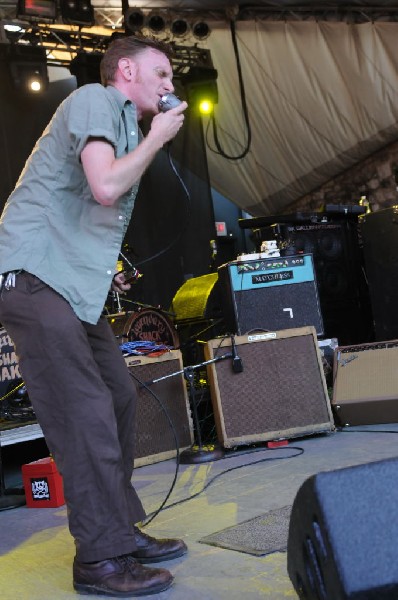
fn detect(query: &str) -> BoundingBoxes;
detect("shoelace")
[115,554,139,573]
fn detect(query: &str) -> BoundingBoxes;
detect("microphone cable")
[128,368,181,527]
[142,445,305,521]
[135,145,192,268]
[231,334,244,374]
[134,95,192,269]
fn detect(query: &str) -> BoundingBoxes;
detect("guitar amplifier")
[217,254,324,336]
[332,340,398,426]
[204,326,333,448]
[124,351,194,466]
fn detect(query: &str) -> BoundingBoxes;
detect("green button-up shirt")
[0,84,142,324]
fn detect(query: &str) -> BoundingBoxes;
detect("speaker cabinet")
[125,351,193,466]
[204,326,333,448]
[332,340,398,426]
[360,207,398,341]
[287,457,398,600]
[275,219,373,345]
[217,254,324,336]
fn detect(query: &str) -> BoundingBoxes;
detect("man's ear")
[118,58,135,81]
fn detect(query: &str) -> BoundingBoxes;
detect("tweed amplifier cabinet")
[217,254,324,336]
[332,340,398,426]
[204,326,333,448]
[124,351,193,466]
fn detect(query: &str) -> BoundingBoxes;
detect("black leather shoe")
[131,526,188,564]
[73,554,173,597]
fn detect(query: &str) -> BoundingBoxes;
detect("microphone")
[231,335,243,374]
[158,94,182,113]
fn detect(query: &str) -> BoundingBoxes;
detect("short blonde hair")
[100,35,174,85]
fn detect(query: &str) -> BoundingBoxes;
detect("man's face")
[128,48,174,117]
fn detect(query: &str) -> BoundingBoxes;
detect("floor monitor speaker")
[204,326,333,448]
[125,351,193,466]
[332,339,398,426]
[287,457,398,599]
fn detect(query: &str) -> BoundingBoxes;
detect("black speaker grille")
[233,281,323,336]
[288,457,398,599]
[278,221,373,344]
[361,208,398,341]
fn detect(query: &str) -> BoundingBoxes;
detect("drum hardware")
[107,305,179,348]
[0,380,35,422]
[177,317,225,351]
[122,298,176,319]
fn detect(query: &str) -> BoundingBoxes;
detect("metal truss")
[0,21,214,73]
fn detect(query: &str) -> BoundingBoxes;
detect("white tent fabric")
[200,20,398,215]
[2,0,398,216]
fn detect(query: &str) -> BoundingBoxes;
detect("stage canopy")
[1,1,398,215]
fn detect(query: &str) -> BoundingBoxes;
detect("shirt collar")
[105,84,133,111]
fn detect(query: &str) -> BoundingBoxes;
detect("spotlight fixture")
[69,52,102,87]
[124,9,144,33]
[182,66,218,115]
[192,21,211,40]
[17,0,57,21]
[7,45,49,93]
[146,11,167,33]
[60,0,94,26]
[170,18,189,38]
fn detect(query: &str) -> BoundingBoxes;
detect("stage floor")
[1,423,398,599]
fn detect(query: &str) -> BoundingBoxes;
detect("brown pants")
[0,271,146,562]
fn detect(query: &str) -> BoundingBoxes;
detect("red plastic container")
[22,456,65,508]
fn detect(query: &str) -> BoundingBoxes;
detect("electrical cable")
[128,368,181,527]
[336,428,398,435]
[132,145,191,269]
[208,18,252,161]
[139,428,398,523]
[143,446,305,521]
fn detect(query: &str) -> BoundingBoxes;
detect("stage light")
[3,23,26,33]
[17,0,57,21]
[192,21,210,40]
[7,45,49,93]
[69,52,102,87]
[170,18,189,38]
[60,0,94,26]
[146,12,167,33]
[124,9,144,33]
[198,99,214,116]
[27,72,43,91]
[1,20,28,43]
[182,66,218,115]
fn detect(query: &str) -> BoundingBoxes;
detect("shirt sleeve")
[65,84,120,158]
